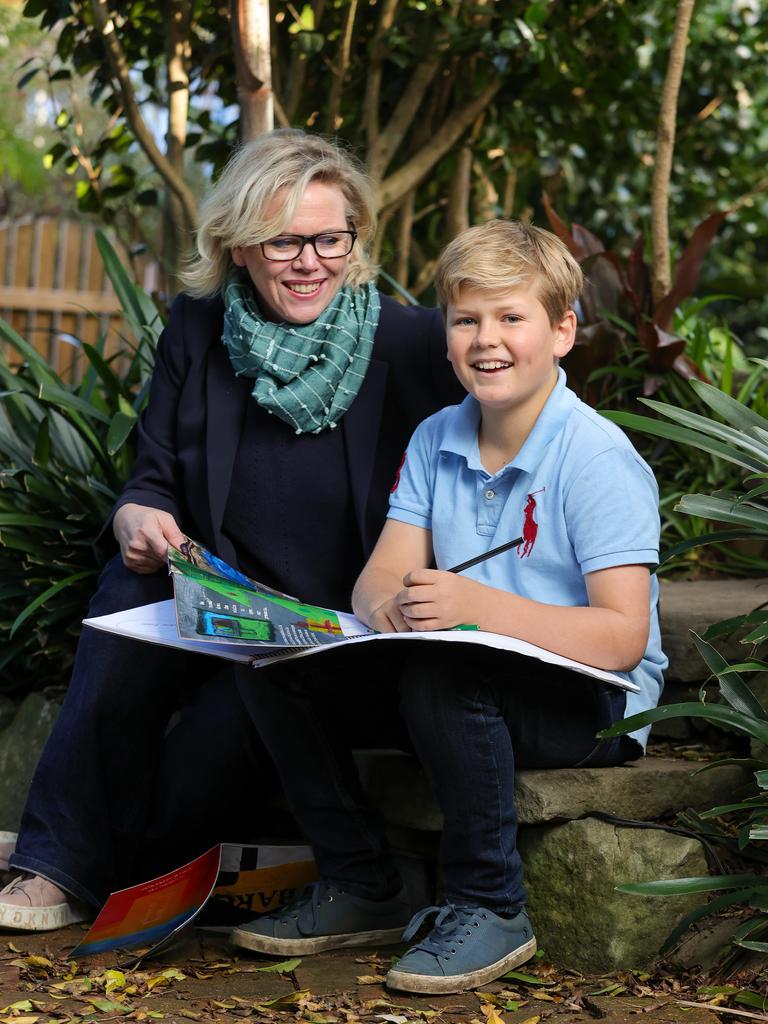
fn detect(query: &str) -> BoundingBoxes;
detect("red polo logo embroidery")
[390,451,407,493]
[519,488,544,557]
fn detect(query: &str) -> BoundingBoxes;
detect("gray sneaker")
[0,873,90,932]
[386,904,536,994]
[230,880,412,955]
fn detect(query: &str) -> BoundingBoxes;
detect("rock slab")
[519,816,709,972]
[0,693,59,831]
[514,756,751,824]
[659,577,768,682]
[355,751,752,830]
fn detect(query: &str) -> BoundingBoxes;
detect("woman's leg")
[10,556,205,907]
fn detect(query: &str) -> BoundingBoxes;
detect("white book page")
[84,601,639,692]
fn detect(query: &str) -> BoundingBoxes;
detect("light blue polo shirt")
[388,369,667,748]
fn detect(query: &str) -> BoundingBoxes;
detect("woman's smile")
[232,181,351,324]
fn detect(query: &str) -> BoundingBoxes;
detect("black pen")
[447,536,524,575]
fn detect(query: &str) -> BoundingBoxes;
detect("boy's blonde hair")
[180,129,378,297]
[435,219,583,326]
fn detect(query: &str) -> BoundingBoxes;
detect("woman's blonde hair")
[435,219,583,326]
[180,129,378,297]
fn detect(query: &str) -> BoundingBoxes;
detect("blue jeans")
[10,555,276,908]
[239,644,640,912]
[400,647,641,914]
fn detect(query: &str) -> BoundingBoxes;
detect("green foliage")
[600,380,768,965]
[13,0,768,336]
[0,233,163,695]
[549,202,768,576]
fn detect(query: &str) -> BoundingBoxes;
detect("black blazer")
[99,291,464,568]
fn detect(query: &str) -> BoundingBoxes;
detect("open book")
[83,537,638,692]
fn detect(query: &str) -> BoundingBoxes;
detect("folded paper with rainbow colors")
[71,843,317,959]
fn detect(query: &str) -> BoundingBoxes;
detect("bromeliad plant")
[600,379,768,964]
[0,231,163,695]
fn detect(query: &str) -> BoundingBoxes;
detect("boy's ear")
[553,309,577,359]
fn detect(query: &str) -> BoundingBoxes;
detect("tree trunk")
[164,0,192,286]
[231,0,274,141]
[394,190,415,294]
[90,0,198,229]
[325,0,357,133]
[651,0,696,305]
[446,144,472,239]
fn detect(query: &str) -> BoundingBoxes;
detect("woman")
[0,129,461,931]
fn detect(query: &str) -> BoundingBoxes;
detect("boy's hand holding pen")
[370,537,523,634]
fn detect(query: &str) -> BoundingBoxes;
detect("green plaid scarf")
[222,276,381,434]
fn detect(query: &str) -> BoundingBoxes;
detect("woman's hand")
[396,568,477,631]
[113,503,186,574]
[368,597,412,633]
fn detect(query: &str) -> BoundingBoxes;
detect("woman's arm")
[396,564,651,672]
[352,519,433,632]
[96,295,198,567]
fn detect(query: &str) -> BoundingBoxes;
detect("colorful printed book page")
[168,543,371,650]
[71,843,317,960]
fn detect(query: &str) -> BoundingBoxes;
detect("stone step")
[659,576,768,682]
[355,750,753,831]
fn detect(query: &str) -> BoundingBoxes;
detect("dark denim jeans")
[400,647,641,914]
[10,555,275,908]
[239,642,640,913]
[236,646,413,902]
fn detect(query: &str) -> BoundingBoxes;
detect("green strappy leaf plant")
[600,380,768,966]
[0,231,163,695]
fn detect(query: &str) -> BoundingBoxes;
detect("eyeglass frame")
[258,229,358,262]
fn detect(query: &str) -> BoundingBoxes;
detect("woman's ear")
[231,246,245,267]
[554,309,577,359]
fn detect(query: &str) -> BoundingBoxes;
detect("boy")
[350,219,666,992]
[231,220,665,995]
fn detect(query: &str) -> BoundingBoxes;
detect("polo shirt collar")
[439,368,578,475]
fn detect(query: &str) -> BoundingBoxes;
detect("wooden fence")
[0,217,160,381]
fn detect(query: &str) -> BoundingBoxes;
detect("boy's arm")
[352,519,433,633]
[397,563,651,672]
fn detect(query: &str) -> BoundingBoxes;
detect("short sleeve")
[387,417,438,529]
[565,447,660,575]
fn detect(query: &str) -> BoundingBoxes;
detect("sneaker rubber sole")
[386,935,537,994]
[231,924,407,956]
[0,899,89,932]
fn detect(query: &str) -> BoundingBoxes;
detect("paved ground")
[1,922,760,1024]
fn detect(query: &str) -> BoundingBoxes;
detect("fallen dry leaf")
[479,1003,505,1024]
[356,975,386,985]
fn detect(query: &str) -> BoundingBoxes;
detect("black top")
[222,400,363,608]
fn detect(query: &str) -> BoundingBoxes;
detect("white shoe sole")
[386,936,537,994]
[231,924,406,956]
[0,900,89,932]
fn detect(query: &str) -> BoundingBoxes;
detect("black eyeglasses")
[259,230,357,262]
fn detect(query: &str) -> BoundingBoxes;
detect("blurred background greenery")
[1,0,765,341]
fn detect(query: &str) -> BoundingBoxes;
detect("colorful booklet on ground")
[82,537,639,692]
[71,842,317,960]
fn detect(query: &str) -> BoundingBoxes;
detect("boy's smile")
[446,285,576,424]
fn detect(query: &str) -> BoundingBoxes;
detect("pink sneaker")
[0,873,89,931]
